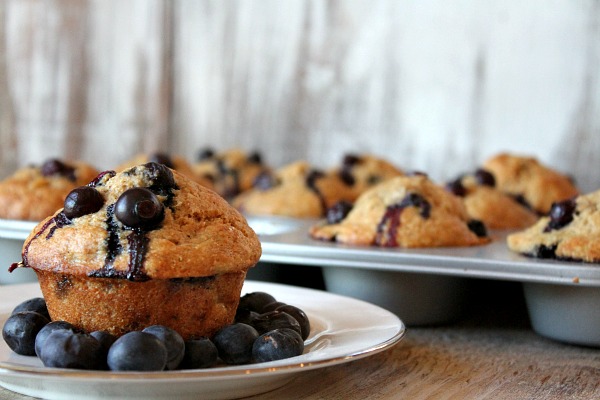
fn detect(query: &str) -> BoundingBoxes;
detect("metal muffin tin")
[0,219,38,285]
[3,216,599,347]
[247,216,600,347]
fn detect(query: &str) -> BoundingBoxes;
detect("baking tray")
[247,216,600,347]
[3,216,599,347]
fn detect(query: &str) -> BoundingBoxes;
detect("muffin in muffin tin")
[507,189,600,262]
[483,152,578,215]
[116,152,214,190]
[193,148,270,200]
[445,168,539,229]
[0,158,99,221]
[232,160,355,218]
[310,174,490,247]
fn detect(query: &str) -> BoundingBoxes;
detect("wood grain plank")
[0,0,599,191]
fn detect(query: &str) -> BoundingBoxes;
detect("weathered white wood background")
[1,0,599,192]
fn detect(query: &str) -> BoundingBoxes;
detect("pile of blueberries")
[2,291,310,371]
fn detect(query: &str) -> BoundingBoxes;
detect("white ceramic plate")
[0,281,405,400]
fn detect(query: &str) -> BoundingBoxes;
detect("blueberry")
[247,152,262,164]
[445,179,467,197]
[253,172,279,191]
[213,323,259,365]
[342,154,361,167]
[40,159,76,181]
[338,169,356,186]
[252,328,304,363]
[143,162,178,195]
[474,169,496,187]
[2,311,50,355]
[238,292,277,313]
[88,170,116,187]
[39,330,103,370]
[262,301,288,313]
[148,153,175,169]
[115,187,164,229]
[326,201,353,224]
[250,310,302,337]
[399,193,431,219]
[11,297,50,321]
[275,304,311,340]
[234,308,259,325]
[107,331,168,371]
[35,320,77,357]
[143,325,185,370]
[545,198,577,232]
[533,244,558,259]
[90,331,117,370]
[180,338,218,369]
[467,219,488,238]
[197,147,215,161]
[305,170,325,188]
[63,186,104,219]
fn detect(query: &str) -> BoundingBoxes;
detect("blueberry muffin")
[310,175,490,247]
[332,153,404,201]
[483,153,578,215]
[10,162,261,339]
[445,169,538,229]
[117,153,214,190]
[232,161,355,218]
[0,158,99,221]
[507,191,600,262]
[193,148,270,199]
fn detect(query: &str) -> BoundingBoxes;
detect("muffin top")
[331,153,404,201]
[18,162,261,280]
[192,148,270,199]
[232,160,355,218]
[310,175,490,247]
[483,153,578,214]
[0,159,99,221]
[116,153,214,190]
[507,190,600,263]
[445,169,539,229]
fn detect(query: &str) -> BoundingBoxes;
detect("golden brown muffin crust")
[0,160,99,221]
[507,190,600,262]
[116,153,214,190]
[22,164,261,279]
[310,175,490,247]
[192,148,270,199]
[483,153,578,214]
[232,160,355,218]
[331,154,404,201]
[447,172,539,229]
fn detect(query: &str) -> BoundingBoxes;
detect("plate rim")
[0,280,405,382]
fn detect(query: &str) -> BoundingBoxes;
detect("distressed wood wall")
[1,0,599,192]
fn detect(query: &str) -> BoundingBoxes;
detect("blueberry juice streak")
[374,193,431,247]
[88,171,116,188]
[88,205,125,279]
[88,205,150,282]
[126,230,150,282]
[305,170,328,215]
[9,212,73,272]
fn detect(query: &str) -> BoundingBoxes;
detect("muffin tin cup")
[322,268,468,326]
[248,216,600,347]
[523,282,600,347]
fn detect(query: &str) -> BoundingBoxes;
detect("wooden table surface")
[1,281,599,400]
